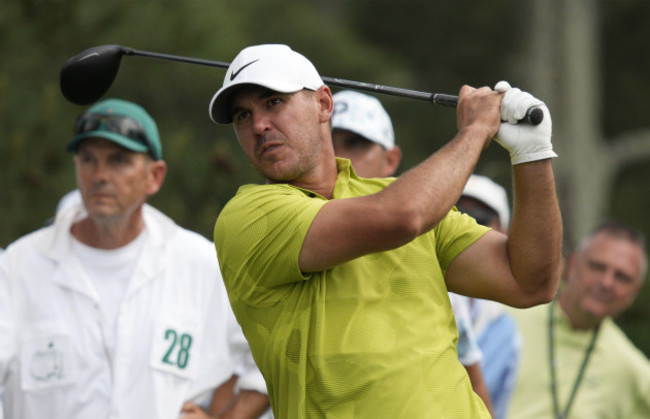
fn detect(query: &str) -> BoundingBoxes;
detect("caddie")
[0,99,270,419]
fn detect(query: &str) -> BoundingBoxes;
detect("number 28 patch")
[150,312,201,379]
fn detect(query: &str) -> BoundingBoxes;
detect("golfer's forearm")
[301,121,494,273]
[507,159,563,304]
[380,124,487,234]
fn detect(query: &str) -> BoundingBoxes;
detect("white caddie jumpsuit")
[0,204,266,419]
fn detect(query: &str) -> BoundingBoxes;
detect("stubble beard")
[255,131,322,184]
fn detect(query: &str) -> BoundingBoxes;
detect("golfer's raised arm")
[445,159,562,308]
[446,82,562,307]
[299,85,502,272]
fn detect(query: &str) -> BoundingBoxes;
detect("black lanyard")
[548,299,600,419]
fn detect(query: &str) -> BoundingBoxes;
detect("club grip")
[431,94,543,125]
[524,107,544,125]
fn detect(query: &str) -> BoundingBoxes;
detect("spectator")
[0,98,270,419]
[331,90,401,178]
[507,221,650,418]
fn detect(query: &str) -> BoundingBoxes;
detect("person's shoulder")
[354,175,396,187]
[343,174,395,197]
[597,319,650,394]
[235,183,312,201]
[166,224,215,255]
[0,226,57,278]
[2,225,52,258]
[434,207,491,246]
[170,225,213,247]
[144,205,216,257]
[601,318,650,365]
[441,206,483,226]
[163,228,220,277]
[220,183,319,219]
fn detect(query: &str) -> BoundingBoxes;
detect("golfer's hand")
[457,85,502,149]
[494,81,557,165]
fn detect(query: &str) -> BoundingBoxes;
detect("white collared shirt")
[0,204,267,419]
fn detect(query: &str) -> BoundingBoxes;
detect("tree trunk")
[524,0,650,248]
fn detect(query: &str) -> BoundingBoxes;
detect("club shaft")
[126,47,541,124]
[126,48,455,106]
[70,45,543,124]
[126,48,231,69]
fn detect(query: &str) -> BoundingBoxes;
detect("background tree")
[1,0,649,355]
[524,0,650,352]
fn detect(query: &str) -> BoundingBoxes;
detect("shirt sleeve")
[434,207,491,277]
[214,184,327,303]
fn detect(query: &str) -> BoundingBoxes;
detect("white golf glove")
[494,81,557,165]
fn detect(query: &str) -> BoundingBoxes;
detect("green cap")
[66,98,162,160]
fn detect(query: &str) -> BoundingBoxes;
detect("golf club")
[59,44,543,125]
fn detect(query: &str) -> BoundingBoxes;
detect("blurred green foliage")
[1,0,649,356]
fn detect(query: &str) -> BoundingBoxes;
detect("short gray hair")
[577,221,648,280]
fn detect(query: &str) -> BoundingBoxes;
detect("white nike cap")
[331,90,395,150]
[461,174,510,227]
[209,44,324,124]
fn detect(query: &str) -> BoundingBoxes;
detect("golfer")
[210,44,562,418]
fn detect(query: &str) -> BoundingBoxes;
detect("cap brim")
[66,131,149,154]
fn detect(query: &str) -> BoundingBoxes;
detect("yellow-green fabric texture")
[214,158,491,418]
[507,302,650,419]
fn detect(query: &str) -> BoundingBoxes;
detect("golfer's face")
[230,86,323,183]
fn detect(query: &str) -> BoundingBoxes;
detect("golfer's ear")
[385,146,402,176]
[316,86,333,123]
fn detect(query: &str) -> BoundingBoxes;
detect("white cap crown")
[331,90,395,149]
[461,174,510,227]
[209,44,324,124]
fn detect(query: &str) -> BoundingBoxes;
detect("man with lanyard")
[0,99,270,418]
[209,44,562,418]
[508,221,650,418]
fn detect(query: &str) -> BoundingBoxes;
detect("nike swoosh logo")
[230,59,259,81]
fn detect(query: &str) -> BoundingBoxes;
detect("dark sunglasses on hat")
[73,113,153,156]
